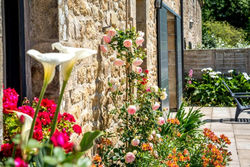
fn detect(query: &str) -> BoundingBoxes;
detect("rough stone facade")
[27,0,60,101]
[184,48,250,78]
[183,0,202,49]
[56,0,182,142]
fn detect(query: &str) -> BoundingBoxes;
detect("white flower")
[151,85,159,92]
[215,71,222,75]
[160,92,168,100]
[227,77,233,80]
[52,42,97,81]
[243,72,250,80]
[138,31,145,37]
[27,49,74,84]
[201,67,213,72]
[12,111,33,145]
[228,70,234,73]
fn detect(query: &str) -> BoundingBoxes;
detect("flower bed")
[184,68,250,106]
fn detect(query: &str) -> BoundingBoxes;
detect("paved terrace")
[185,107,250,167]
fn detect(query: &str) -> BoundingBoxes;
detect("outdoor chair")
[222,80,250,121]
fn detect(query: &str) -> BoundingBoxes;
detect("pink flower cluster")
[50,130,74,153]
[3,88,19,114]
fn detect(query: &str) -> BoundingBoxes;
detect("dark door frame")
[157,2,184,110]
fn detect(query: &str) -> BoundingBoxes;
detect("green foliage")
[80,131,103,152]
[184,69,250,106]
[202,21,249,48]
[202,0,250,42]
[1,130,102,167]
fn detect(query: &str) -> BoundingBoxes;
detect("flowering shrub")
[91,28,232,167]
[184,68,250,106]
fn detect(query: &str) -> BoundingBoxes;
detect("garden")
[0,28,233,167]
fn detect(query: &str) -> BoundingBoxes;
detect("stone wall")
[28,0,60,101]
[0,0,3,145]
[184,48,250,78]
[183,0,202,49]
[56,0,181,144]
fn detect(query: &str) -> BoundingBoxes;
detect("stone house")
[0,0,202,143]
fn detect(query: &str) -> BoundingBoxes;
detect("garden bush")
[202,21,249,49]
[91,28,232,167]
[184,68,250,106]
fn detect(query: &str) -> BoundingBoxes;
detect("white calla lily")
[27,49,75,139]
[12,111,33,145]
[27,49,75,84]
[49,42,97,137]
[52,42,97,81]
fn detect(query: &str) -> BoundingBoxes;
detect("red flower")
[62,113,76,122]
[63,142,74,153]
[0,143,13,157]
[18,105,35,117]
[14,157,28,167]
[145,69,149,74]
[33,129,43,141]
[41,98,57,113]
[38,112,51,126]
[3,88,19,114]
[34,119,42,129]
[51,130,70,147]
[73,125,82,134]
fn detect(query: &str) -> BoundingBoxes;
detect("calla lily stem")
[50,80,68,138]
[29,81,49,139]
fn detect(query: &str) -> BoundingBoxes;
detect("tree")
[202,0,250,41]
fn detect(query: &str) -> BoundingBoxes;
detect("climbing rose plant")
[91,28,231,167]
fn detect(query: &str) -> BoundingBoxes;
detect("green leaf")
[77,158,91,167]
[44,156,58,166]
[80,131,103,152]
[12,134,21,144]
[54,147,66,162]
[27,139,42,149]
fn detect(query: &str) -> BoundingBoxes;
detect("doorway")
[157,3,183,111]
[3,0,26,100]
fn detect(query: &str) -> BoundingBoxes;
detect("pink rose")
[146,88,151,92]
[152,102,160,111]
[103,35,111,44]
[188,80,192,84]
[113,59,125,66]
[131,139,140,146]
[132,58,143,66]
[123,39,132,48]
[157,117,165,126]
[127,105,137,115]
[111,85,117,92]
[125,152,135,163]
[134,67,142,74]
[188,69,193,78]
[107,29,116,37]
[100,45,108,53]
[136,37,144,46]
